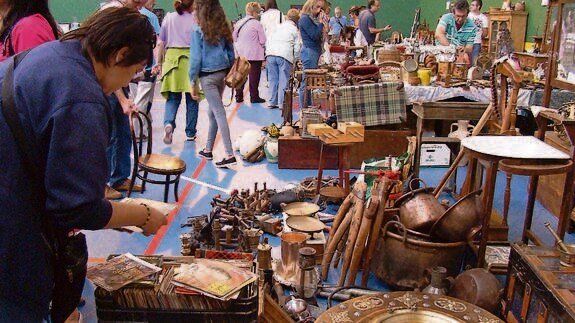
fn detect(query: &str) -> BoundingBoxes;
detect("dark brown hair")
[174,0,194,15]
[60,7,155,67]
[454,0,470,12]
[194,0,232,45]
[264,0,278,11]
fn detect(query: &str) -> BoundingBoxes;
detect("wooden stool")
[315,141,354,196]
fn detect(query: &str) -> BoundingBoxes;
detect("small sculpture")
[502,0,512,10]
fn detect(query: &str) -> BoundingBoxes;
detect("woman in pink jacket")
[0,0,60,62]
[232,2,266,104]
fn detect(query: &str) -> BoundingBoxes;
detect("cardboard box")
[420,143,450,167]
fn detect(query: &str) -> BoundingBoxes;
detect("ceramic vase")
[448,120,474,166]
[264,136,279,163]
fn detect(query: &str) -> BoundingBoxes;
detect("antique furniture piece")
[487,8,528,57]
[541,0,575,228]
[129,111,186,202]
[315,292,503,323]
[513,52,549,71]
[543,0,575,98]
[460,136,571,268]
[302,69,330,116]
[411,101,487,184]
[503,243,575,322]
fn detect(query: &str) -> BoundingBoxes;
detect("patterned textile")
[335,82,406,126]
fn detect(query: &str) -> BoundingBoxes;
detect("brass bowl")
[281,202,320,217]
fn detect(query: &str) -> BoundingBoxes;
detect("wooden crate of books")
[93,252,258,322]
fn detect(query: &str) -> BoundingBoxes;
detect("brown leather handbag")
[224,56,251,89]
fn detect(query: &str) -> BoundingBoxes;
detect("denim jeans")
[267,55,292,107]
[106,93,132,187]
[299,46,321,109]
[163,91,198,137]
[199,70,234,156]
[471,43,481,66]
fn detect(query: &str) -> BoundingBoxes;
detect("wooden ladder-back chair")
[483,59,523,238]
[488,59,573,245]
[302,69,330,116]
[129,111,187,202]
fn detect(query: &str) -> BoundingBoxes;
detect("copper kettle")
[394,179,445,232]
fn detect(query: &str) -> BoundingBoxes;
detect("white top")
[265,20,302,64]
[354,29,368,56]
[260,8,284,38]
[461,136,571,160]
[467,12,489,44]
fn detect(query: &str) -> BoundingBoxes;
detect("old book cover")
[87,253,162,292]
[172,258,257,300]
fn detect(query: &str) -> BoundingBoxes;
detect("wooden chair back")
[488,60,523,135]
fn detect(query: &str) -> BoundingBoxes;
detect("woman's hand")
[190,82,200,101]
[151,64,162,76]
[140,206,167,236]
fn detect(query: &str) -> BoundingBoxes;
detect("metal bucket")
[370,221,466,290]
[394,179,445,232]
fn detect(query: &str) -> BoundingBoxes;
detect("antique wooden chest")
[503,243,575,322]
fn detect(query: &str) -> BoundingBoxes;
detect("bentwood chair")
[128,111,186,202]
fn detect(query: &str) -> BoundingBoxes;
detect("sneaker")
[236,97,244,103]
[163,124,173,144]
[251,98,266,104]
[113,179,143,192]
[215,156,237,168]
[186,135,196,141]
[105,185,123,200]
[267,104,279,109]
[198,150,213,160]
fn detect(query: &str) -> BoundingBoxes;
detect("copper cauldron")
[429,189,483,242]
[394,179,445,232]
[370,221,466,290]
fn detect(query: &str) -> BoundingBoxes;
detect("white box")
[420,144,451,167]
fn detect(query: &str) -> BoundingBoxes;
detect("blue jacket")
[188,24,235,81]
[298,14,323,51]
[0,40,112,319]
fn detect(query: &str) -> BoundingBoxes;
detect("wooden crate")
[278,136,338,169]
[278,129,413,169]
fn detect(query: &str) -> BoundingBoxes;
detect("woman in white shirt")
[260,0,284,38]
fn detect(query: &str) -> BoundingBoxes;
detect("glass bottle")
[422,266,449,295]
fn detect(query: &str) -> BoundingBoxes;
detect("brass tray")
[316,292,503,323]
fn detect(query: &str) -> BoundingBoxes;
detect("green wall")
[50,0,546,41]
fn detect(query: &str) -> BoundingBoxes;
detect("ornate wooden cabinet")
[503,244,575,322]
[487,8,528,57]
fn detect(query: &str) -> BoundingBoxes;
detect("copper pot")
[370,221,466,290]
[429,189,483,242]
[394,179,445,232]
[448,268,503,313]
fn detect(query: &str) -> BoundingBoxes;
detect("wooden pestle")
[544,221,569,252]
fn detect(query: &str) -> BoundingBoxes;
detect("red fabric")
[0,14,55,62]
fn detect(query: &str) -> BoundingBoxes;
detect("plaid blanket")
[335,82,406,126]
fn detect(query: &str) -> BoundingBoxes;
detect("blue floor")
[78,81,575,322]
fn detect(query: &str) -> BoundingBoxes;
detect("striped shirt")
[436,13,478,47]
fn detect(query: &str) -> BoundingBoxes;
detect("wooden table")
[460,136,571,268]
[411,101,488,184]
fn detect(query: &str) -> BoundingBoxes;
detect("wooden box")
[503,243,575,322]
[278,136,338,169]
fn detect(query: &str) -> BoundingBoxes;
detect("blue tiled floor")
[78,82,574,322]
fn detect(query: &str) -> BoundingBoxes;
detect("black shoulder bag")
[1,51,88,323]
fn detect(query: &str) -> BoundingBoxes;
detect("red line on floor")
[143,98,243,255]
